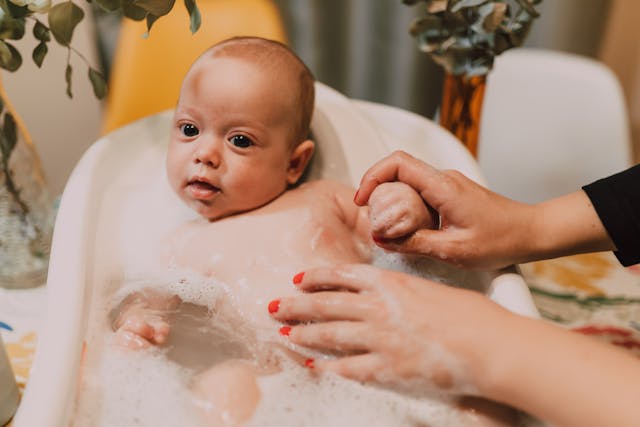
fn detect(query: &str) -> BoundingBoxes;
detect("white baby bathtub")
[13,82,538,427]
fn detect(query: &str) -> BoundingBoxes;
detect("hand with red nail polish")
[271,263,640,427]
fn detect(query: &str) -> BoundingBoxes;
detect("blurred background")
[1,0,638,196]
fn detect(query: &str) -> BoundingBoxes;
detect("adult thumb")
[375,228,453,261]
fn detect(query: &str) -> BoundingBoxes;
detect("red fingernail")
[304,358,315,369]
[268,299,280,314]
[279,326,291,336]
[353,190,360,203]
[293,272,304,285]
[372,235,389,244]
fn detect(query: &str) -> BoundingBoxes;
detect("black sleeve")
[582,164,640,266]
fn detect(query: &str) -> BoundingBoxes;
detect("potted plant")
[403,0,542,156]
[0,0,199,288]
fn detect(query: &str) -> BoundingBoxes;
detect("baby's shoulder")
[298,179,360,220]
[299,178,354,197]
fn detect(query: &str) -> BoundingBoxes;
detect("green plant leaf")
[0,41,22,72]
[134,0,175,17]
[2,112,17,158]
[0,16,26,40]
[65,63,73,98]
[32,41,47,67]
[450,0,488,13]
[33,19,51,42]
[88,67,107,99]
[122,0,147,21]
[183,0,200,34]
[145,13,159,34]
[515,0,540,18]
[48,1,85,46]
[0,40,11,64]
[95,0,120,12]
[5,1,30,19]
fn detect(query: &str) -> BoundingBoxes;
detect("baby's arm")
[367,181,437,240]
[111,289,181,349]
[329,180,435,245]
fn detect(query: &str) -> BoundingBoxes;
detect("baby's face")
[167,56,300,220]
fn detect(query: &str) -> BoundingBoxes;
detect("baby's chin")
[197,206,249,222]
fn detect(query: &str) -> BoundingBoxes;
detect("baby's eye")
[179,123,199,137]
[229,135,253,148]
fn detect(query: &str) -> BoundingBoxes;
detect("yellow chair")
[101,0,287,134]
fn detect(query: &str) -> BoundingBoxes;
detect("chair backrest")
[101,0,287,134]
[478,48,632,204]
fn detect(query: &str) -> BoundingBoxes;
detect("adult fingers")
[271,291,376,323]
[287,321,373,353]
[293,264,384,294]
[355,151,450,208]
[374,228,455,261]
[315,353,386,384]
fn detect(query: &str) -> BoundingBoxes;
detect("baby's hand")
[368,181,436,240]
[112,301,171,350]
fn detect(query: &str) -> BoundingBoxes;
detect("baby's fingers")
[113,329,152,350]
[148,318,170,344]
[120,314,170,344]
[121,315,156,341]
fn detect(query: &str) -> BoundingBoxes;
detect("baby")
[111,37,434,425]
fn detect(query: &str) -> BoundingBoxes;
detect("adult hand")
[269,264,513,395]
[272,264,640,427]
[354,151,614,269]
[354,151,539,270]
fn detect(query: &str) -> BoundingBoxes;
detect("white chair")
[478,48,633,204]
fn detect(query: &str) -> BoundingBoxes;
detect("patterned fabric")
[521,252,640,357]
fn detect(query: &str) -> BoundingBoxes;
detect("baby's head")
[167,37,316,221]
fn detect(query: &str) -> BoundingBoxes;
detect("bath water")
[71,248,523,427]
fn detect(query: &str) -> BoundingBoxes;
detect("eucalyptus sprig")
[0,0,201,99]
[403,0,542,76]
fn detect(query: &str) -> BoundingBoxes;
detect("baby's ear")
[286,139,315,184]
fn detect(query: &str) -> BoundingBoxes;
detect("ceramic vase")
[439,72,487,158]
[0,77,54,289]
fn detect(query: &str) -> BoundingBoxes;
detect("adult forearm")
[479,314,640,427]
[522,190,615,263]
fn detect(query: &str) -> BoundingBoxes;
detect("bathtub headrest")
[304,83,388,186]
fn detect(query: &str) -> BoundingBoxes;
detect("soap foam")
[73,249,505,427]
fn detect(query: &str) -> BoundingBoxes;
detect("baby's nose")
[194,139,222,167]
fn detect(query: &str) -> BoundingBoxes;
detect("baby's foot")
[192,360,261,426]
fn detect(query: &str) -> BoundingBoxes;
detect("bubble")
[74,247,496,426]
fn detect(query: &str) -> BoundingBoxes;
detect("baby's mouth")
[187,179,220,200]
